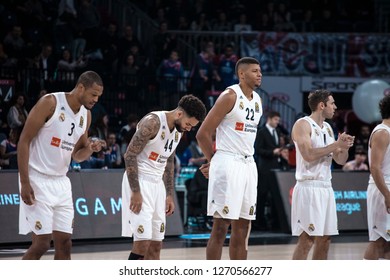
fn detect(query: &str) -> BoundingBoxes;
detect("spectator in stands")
[190,12,211,31]
[156,49,184,109]
[119,113,139,158]
[234,12,252,32]
[215,44,239,90]
[298,10,316,32]
[153,21,177,66]
[106,131,122,168]
[118,53,141,98]
[176,15,190,30]
[37,43,57,90]
[255,12,273,31]
[77,0,101,53]
[354,124,371,155]
[212,11,232,31]
[100,22,120,75]
[0,127,21,169]
[118,24,143,65]
[342,148,368,171]
[54,0,78,52]
[56,48,87,84]
[3,25,25,64]
[7,92,28,130]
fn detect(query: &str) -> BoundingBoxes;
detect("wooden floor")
[0,231,369,260]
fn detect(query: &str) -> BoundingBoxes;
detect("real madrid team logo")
[137,225,144,234]
[308,224,315,232]
[239,102,244,110]
[79,116,84,128]
[161,131,165,140]
[35,221,42,231]
[249,206,254,215]
[255,102,259,113]
[387,230,390,236]
[314,129,319,136]
[175,131,179,142]
[160,223,165,233]
[59,112,65,122]
[223,206,229,215]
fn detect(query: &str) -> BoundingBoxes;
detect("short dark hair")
[178,94,207,122]
[235,57,260,76]
[307,89,332,112]
[379,94,390,119]
[77,71,103,88]
[267,111,280,119]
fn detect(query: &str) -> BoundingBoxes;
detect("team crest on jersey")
[387,230,390,236]
[161,131,165,140]
[137,225,144,234]
[255,102,259,113]
[327,127,332,137]
[35,221,42,231]
[314,129,319,136]
[160,223,165,233]
[79,116,84,128]
[59,112,65,122]
[149,151,159,161]
[249,206,254,215]
[308,224,315,232]
[235,122,244,131]
[175,131,179,142]
[222,206,229,215]
[239,101,244,110]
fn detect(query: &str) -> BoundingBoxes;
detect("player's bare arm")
[164,152,175,215]
[369,129,390,212]
[18,94,56,204]
[163,152,175,197]
[124,113,160,193]
[292,119,353,163]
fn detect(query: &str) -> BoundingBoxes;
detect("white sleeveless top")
[29,92,88,176]
[216,84,262,156]
[368,123,390,183]
[137,111,182,178]
[294,116,335,181]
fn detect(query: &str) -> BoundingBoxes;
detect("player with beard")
[121,94,206,260]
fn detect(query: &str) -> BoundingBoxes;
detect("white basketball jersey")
[29,92,88,176]
[137,111,182,178]
[368,123,390,183]
[294,117,334,181]
[215,84,262,156]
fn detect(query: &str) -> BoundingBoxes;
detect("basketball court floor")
[0,230,369,260]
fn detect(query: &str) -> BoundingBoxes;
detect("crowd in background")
[0,1,377,231]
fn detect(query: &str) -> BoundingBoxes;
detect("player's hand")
[337,132,354,149]
[89,137,107,153]
[130,191,143,214]
[20,183,35,206]
[166,195,175,216]
[199,162,210,179]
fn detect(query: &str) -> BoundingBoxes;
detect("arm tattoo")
[124,114,160,192]
[163,152,175,196]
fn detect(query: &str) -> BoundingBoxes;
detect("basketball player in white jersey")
[122,95,206,260]
[364,95,390,260]
[18,71,105,260]
[290,89,354,259]
[196,57,263,260]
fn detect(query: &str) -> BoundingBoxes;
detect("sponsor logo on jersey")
[79,116,84,128]
[239,101,244,110]
[59,112,65,122]
[235,122,244,131]
[149,151,159,161]
[255,102,260,113]
[51,137,61,147]
[161,131,165,140]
